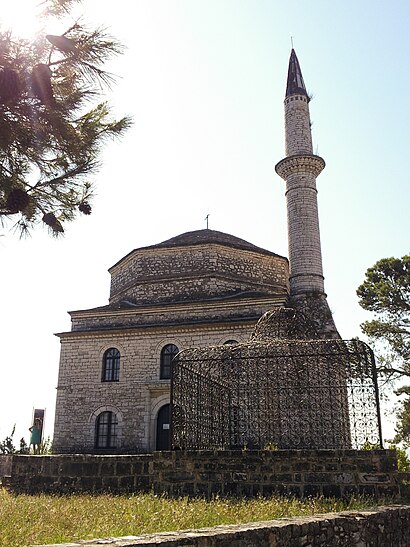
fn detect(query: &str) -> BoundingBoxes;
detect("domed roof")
[145,229,283,257]
[110,229,286,271]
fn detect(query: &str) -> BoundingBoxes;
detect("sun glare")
[1,0,43,38]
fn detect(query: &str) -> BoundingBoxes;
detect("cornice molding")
[275,154,325,179]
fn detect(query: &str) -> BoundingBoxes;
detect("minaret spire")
[285,49,309,100]
[275,49,338,337]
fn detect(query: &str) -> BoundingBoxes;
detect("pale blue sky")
[1,0,409,442]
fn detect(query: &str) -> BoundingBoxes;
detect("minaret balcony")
[275,154,325,180]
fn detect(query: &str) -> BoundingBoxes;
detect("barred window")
[160,344,179,379]
[95,411,118,448]
[102,348,120,382]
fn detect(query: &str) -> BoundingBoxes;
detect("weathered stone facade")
[53,230,289,454]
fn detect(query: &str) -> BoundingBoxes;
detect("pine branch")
[0,6,132,237]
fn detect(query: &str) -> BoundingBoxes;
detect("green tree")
[392,386,410,447]
[357,254,410,446]
[0,425,17,454]
[357,254,410,381]
[0,0,131,236]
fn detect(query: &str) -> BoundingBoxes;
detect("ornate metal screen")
[171,338,382,451]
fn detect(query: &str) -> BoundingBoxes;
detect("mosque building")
[53,49,336,453]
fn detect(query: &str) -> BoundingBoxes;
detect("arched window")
[102,348,120,382]
[224,339,239,345]
[160,344,179,379]
[95,411,118,448]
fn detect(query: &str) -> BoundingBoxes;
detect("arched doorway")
[156,403,170,450]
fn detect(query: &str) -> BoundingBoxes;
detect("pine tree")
[0,0,131,236]
[357,255,410,382]
[357,254,410,447]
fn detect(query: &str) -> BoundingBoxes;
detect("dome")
[148,229,283,257]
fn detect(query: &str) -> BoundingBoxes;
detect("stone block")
[116,461,133,476]
[82,462,100,476]
[79,476,98,491]
[101,476,119,491]
[162,471,194,483]
[322,484,342,498]
[303,484,321,497]
[358,472,391,484]
[118,475,136,490]
[135,475,151,491]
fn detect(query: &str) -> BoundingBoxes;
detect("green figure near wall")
[29,418,42,454]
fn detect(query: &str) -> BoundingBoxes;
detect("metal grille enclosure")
[171,309,382,450]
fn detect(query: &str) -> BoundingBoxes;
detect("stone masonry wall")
[53,322,256,454]
[0,455,12,478]
[285,171,324,295]
[109,245,288,305]
[7,449,399,500]
[69,296,285,332]
[111,274,282,309]
[284,94,312,156]
[276,90,327,300]
[32,506,410,547]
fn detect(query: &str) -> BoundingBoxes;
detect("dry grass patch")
[0,487,379,547]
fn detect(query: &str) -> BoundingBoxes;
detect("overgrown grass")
[0,488,382,547]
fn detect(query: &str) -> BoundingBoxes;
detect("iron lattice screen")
[171,339,382,450]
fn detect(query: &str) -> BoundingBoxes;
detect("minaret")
[275,49,338,337]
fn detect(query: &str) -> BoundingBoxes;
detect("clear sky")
[1,0,410,444]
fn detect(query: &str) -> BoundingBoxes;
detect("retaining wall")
[6,449,400,499]
[33,506,410,547]
[0,454,12,479]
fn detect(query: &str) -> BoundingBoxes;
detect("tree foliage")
[0,425,17,454]
[357,255,410,381]
[0,0,131,236]
[357,254,410,447]
[393,385,410,448]
[0,425,29,454]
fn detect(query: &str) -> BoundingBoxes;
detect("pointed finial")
[204,213,210,229]
[291,36,294,49]
[285,49,308,99]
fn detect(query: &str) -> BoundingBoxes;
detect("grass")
[0,488,384,547]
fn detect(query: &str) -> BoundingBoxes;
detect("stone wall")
[32,506,410,547]
[0,455,12,479]
[284,94,313,156]
[69,295,285,332]
[108,244,288,306]
[6,449,399,499]
[53,322,258,454]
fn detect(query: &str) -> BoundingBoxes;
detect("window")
[160,344,179,379]
[102,348,120,382]
[95,411,118,448]
[224,340,239,345]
